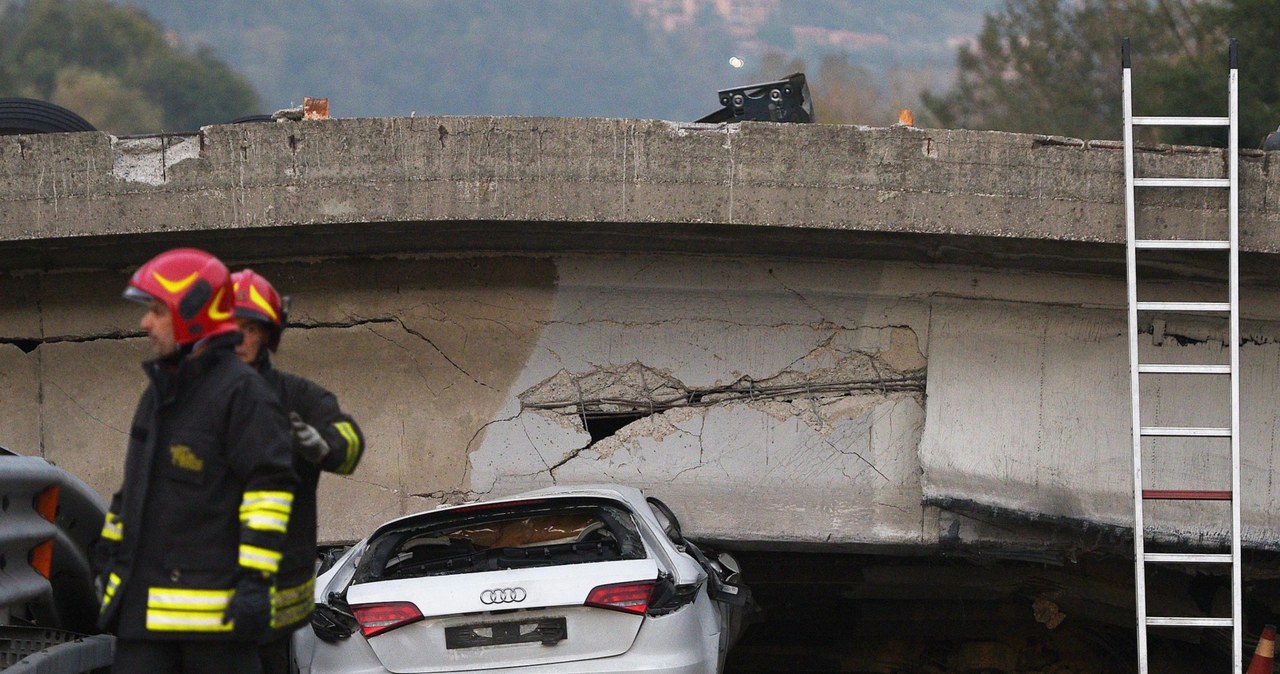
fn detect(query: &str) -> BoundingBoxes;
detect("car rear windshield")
[352,498,647,583]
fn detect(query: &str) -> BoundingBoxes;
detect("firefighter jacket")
[258,356,365,638]
[97,333,297,640]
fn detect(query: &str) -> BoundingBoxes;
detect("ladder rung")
[1143,489,1232,500]
[1146,616,1235,628]
[1135,239,1231,250]
[1132,116,1231,127]
[1138,364,1231,374]
[1133,177,1230,188]
[1140,426,1230,437]
[1135,301,1230,312]
[1144,552,1233,564]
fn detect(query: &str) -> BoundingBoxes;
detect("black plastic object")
[0,98,96,135]
[696,73,813,124]
[311,600,358,643]
[226,114,274,124]
[445,617,566,649]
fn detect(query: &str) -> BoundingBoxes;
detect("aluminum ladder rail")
[1123,37,1241,673]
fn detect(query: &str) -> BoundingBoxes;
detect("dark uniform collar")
[144,331,244,404]
[251,346,274,374]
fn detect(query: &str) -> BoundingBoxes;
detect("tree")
[0,0,259,134]
[1188,0,1280,147]
[921,0,1241,143]
[50,67,163,132]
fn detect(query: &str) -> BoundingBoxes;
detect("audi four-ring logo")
[480,587,527,604]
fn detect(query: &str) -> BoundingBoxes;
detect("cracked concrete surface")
[467,255,935,547]
[8,251,1280,550]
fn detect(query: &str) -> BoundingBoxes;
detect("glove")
[223,573,273,638]
[290,412,330,464]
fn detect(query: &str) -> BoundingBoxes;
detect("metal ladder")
[1123,37,1241,672]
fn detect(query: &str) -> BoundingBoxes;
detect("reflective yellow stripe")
[153,270,198,294]
[240,509,289,533]
[101,513,123,542]
[271,577,316,629]
[272,600,314,629]
[100,572,121,614]
[239,544,282,573]
[333,422,360,474]
[147,587,232,611]
[273,577,314,610]
[241,491,293,514]
[145,585,235,632]
[240,491,293,534]
[146,609,234,633]
[249,284,279,321]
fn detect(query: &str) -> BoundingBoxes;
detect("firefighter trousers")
[113,638,263,674]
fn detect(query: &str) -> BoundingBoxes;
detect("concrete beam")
[3,119,1280,280]
[6,117,1280,554]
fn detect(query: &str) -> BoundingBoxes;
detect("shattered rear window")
[353,498,646,583]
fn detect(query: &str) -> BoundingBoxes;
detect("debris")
[271,98,330,122]
[1032,596,1066,629]
[304,97,330,121]
[271,106,303,122]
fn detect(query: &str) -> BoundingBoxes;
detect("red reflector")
[29,540,53,579]
[29,485,60,579]
[351,602,424,638]
[34,485,59,522]
[585,580,655,615]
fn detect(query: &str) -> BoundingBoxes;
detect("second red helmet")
[231,269,289,351]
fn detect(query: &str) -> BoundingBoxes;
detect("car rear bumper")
[300,609,719,674]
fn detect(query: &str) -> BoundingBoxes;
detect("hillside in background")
[0,0,260,134]
[114,0,1001,125]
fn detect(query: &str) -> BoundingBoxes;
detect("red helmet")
[231,269,288,351]
[124,248,238,346]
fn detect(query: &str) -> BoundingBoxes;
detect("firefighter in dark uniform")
[95,248,297,673]
[230,269,366,674]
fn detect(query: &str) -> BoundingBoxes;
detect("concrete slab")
[4,120,1280,278]
[919,297,1280,549]
[0,344,40,455]
[38,339,146,497]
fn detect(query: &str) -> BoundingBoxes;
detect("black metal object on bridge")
[696,73,813,124]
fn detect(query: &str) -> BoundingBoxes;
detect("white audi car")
[293,485,752,674]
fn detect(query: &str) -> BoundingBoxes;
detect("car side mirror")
[717,552,742,585]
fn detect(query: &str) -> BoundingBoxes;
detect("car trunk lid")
[348,558,659,673]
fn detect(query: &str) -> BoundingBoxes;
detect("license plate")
[444,616,567,649]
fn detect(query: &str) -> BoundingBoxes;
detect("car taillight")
[351,601,424,638]
[647,575,701,616]
[584,580,655,615]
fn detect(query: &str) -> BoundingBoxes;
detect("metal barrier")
[1,628,113,674]
[1,447,107,649]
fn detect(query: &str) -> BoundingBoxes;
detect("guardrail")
[1,447,107,654]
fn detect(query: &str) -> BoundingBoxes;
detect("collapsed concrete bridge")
[4,115,1280,670]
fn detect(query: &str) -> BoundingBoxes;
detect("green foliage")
[1198,0,1280,146]
[925,0,1277,146]
[0,0,259,134]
